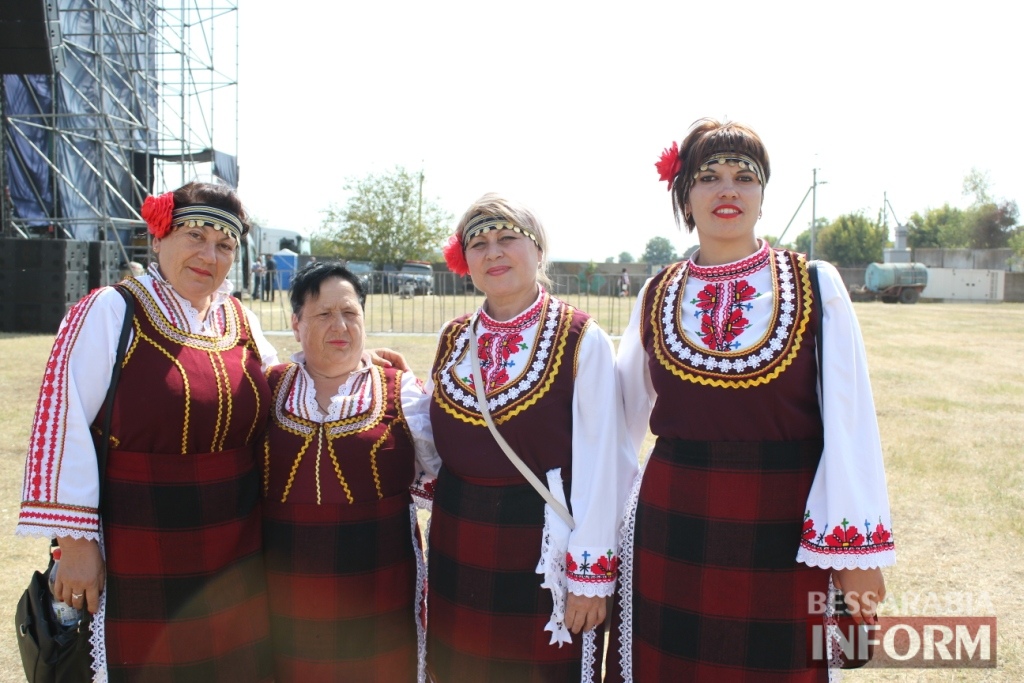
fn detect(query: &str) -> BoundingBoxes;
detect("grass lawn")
[1,302,1021,681]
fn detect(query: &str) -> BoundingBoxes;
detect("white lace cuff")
[16,509,100,541]
[568,577,616,598]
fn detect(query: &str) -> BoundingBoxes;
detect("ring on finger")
[72,592,83,599]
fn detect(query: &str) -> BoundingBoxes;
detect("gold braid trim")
[326,433,355,504]
[240,345,261,445]
[208,350,226,452]
[279,431,314,504]
[262,438,271,497]
[137,325,191,453]
[649,251,812,389]
[367,423,392,500]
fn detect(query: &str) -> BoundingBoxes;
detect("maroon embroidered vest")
[101,281,269,455]
[429,294,590,482]
[261,364,416,504]
[640,250,823,443]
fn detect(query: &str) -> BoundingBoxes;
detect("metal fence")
[245,271,643,337]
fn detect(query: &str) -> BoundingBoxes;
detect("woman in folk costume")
[607,119,895,682]
[421,193,637,682]
[17,182,280,681]
[260,261,440,682]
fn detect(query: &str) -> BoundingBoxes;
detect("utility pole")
[810,168,826,260]
[417,168,424,232]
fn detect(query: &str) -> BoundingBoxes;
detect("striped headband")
[461,214,539,250]
[694,153,766,187]
[171,205,246,242]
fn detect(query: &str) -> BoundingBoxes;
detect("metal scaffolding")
[0,0,239,262]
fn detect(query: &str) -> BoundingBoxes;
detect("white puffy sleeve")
[616,281,657,454]
[17,287,129,541]
[564,322,639,597]
[796,262,896,569]
[401,370,439,507]
[244,307,280,369]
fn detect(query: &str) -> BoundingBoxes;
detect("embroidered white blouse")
[17,264,279,541]
[618,248,895,570]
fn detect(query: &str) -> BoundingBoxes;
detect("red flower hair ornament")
[655,141,681,190]
[443,233,469,276]
[141,191,175,239]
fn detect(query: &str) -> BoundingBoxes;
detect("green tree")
[618,251,635,264]
[965,200,1019,249]
[319,167,451,269]
[815,212,889,266]
[1008,227,1024,270]
[906,204,969,248]
[641,236,678,264]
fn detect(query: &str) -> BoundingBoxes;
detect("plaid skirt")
[101,446,272,683]
[607,439,829,683]
[427,468,601,683]
[262,492,421,682]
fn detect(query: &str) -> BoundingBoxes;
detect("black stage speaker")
[0,0,63,75]
[88,240,124,290]
[0,238,88,333]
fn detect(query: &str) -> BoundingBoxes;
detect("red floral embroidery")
[825,520,865,548]
[732,279,757,303]
[871,523,891,545]
[566,552,578,573]
[497,332,524,359]
[721,308,750,344]
[594,553,618,577]
[695,283,719,311]
[802,517,817,542]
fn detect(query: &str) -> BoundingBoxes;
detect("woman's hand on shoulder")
[53,536,106,614]
[369,347,410,372]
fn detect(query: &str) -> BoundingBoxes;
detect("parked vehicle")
[849,262,928,304]
[394,260,433,296]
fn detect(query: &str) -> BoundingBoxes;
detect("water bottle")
[48,547,83,628]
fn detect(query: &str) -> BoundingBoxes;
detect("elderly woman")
[260,261,439,682]
[608,119,895,681]
[17,182,279,680]
[422,194,637,682]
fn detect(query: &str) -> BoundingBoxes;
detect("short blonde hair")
[454,193,551,287]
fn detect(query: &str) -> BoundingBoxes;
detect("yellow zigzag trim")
[279,430,313,504]
[137,323,191,453]
[326,432,355,504]
[240,346,261,446]
[368,423,392,500]
[208,350,226,452]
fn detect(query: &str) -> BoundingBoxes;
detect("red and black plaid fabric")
[607,438,829,683]
[427,468,601,683]
[262,493,420,682]
[102,445,271,683]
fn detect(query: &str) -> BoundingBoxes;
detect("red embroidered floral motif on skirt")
[606,439,829,683]
[427,469,603,683]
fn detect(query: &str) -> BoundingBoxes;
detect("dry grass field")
[1,301,1021,681]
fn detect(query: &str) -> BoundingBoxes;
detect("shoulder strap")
[807,260,824,398]
[468,315,576,530]
[97,286,135,505]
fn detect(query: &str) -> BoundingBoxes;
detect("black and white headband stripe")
[462,214,539,250]
[694,153,766,187]
[171,205,246,241]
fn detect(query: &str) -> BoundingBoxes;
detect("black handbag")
[14,286,134,682]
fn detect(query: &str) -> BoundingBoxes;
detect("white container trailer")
[920,269,1005,301]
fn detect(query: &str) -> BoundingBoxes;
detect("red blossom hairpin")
[655,141,681,190]
[141,191,175,238]
[443,233,469,276]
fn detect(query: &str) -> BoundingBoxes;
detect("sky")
[232,1,1022,262]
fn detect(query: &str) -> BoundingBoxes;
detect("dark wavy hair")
[671,118,771,231]
[289,261,365,316]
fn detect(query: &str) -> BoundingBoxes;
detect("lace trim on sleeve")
[536,468,573,647]
[614,456,649,682]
